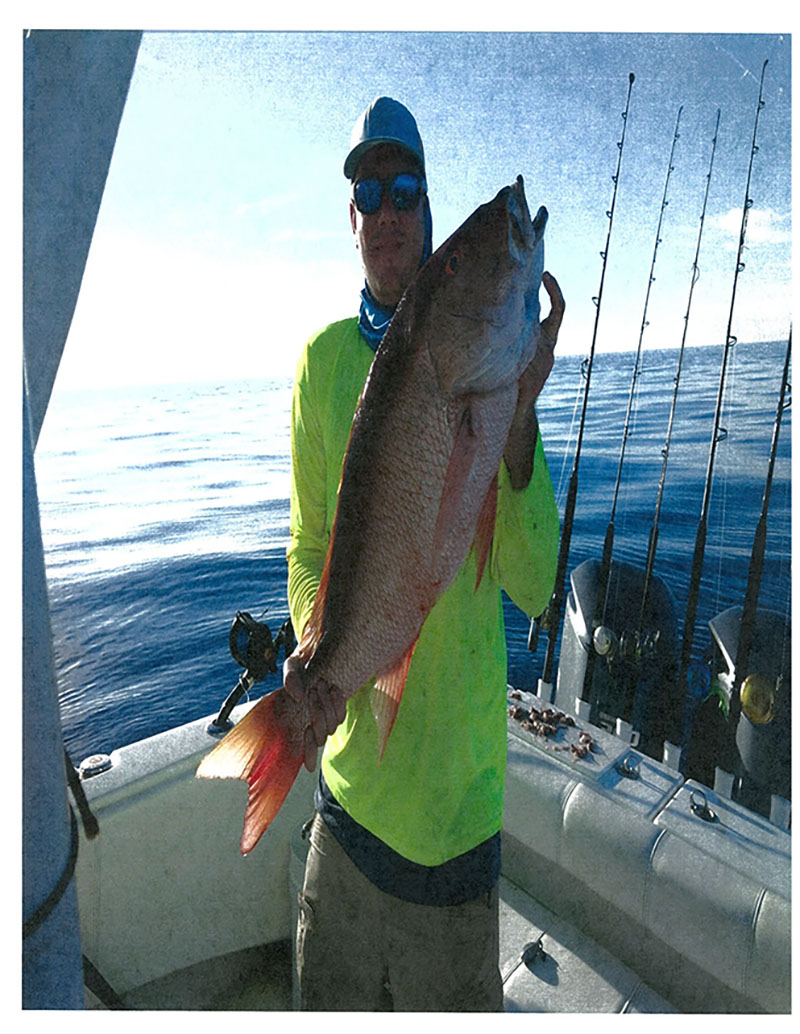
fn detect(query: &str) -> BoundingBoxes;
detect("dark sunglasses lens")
[354,179,382,214]
[354,174,423,214]
[390,174,422,211]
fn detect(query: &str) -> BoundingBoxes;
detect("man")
[285,96,564,1011]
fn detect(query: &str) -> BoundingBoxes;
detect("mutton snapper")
[197,175,548,854]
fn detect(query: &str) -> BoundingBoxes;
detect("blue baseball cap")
[344,96,426,181]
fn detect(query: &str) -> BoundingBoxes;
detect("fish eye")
[445,251,461,276]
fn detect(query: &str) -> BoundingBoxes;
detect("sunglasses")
[352,173,426,215]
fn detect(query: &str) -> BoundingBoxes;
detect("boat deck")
[94,941,294,1011]
[85,875,673,1012]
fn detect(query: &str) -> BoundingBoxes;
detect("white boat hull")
[73,691,791,1012]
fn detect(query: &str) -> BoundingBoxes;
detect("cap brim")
[344,138,423,180]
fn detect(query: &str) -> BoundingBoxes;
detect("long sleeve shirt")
[287,317,559,868]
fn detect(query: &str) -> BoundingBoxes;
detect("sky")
[19,20,794,392]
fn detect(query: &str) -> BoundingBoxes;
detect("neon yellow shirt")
[287,317,559,867]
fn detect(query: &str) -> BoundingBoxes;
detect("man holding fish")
[198,95,564,1009]
[288,95,564,1010]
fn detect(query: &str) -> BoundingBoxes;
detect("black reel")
[229,611,278,680]
[208,610,296,734]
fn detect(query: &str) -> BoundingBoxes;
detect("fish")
[196,175,548,854]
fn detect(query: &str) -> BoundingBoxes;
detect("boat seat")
[503,691,791,1014]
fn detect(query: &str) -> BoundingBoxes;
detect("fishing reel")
[207,610,296,734]
[593,624,660,667]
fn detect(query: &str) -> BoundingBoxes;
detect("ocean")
[35,340,792,766]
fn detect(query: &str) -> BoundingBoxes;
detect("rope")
[82,955,126,1009]
[65,748,100,839]
[23,806,79,940]
[24,765,125,1007]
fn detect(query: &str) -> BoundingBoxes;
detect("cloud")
[270,228,350,244]
[233,193,302,219]
[711,207,792,246]
[55,227,360,389]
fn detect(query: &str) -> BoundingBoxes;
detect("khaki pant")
[296,813,503,1011]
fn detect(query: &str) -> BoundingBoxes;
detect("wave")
[37,343,791,761]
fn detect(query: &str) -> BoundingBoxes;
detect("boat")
[22,31,790,1013]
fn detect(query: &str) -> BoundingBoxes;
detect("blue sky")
[38,27,791,391]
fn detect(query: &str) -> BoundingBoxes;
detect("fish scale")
[197,176,548,853]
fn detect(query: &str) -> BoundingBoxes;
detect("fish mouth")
[507,175,547,264]
[507,176,547,327]
[450,178,546,328]
[507,176,533,259]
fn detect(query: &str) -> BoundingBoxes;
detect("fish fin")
[473,472,498,590]
[298,549,331,657]
[433,403,479,561]
[370,638,419,760]
[297,406,357,657]
[196,690,304,855]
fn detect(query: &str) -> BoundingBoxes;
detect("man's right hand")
[283,654,347,771]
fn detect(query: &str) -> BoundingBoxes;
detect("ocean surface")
[35,341,792,764]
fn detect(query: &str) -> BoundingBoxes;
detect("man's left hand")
[504,271,565,488]
[518,271,564,409]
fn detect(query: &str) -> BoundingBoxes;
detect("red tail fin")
[196,690,305,855]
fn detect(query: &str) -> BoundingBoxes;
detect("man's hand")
[283,654,347,772]
[519,271,564,408]
[504,271,565,488]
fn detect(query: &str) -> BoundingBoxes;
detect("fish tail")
[196,689,305,855]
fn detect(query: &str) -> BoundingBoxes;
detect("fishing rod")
[531,72,636,696]
[676,59,769,718]
[637,109,722,637]
[579,105,683,710]
[720,327,791,774]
